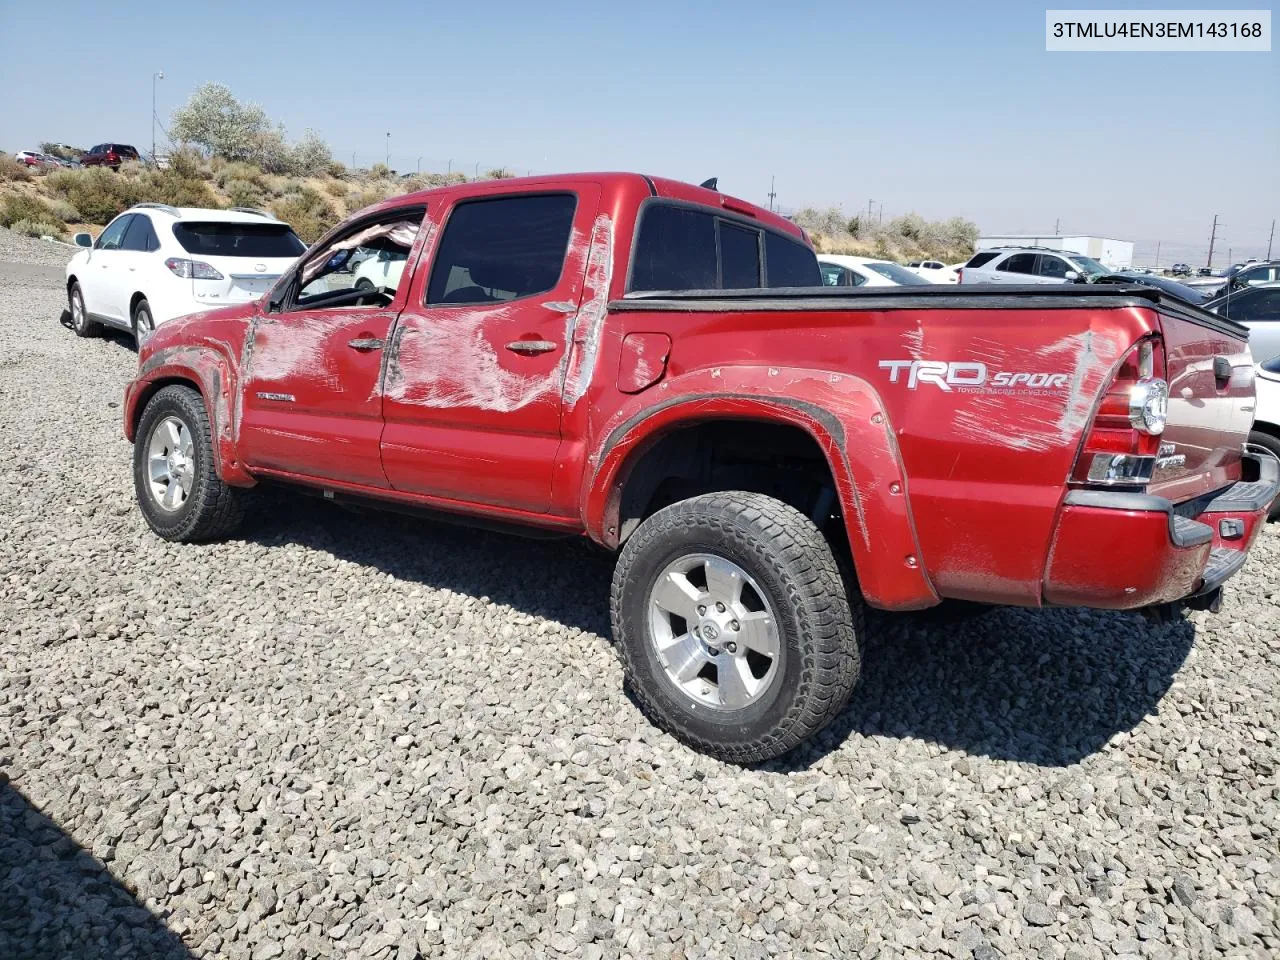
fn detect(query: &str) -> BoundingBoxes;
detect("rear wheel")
[1249,431,1280,521]
[68,282,99,338]
[612,492,862,764]
[134,385,246,542]
[131,298,155,347]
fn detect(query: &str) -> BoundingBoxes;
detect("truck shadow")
[0,780,193,959]
[245,498,1194,769]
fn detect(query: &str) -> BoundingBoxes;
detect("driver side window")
[96,215,132,251]
[292,209,425,311]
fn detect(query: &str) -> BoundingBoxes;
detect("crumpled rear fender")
[125,345,255,486]
[585,365,939,610]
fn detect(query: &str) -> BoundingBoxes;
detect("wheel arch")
[585,373,940,610]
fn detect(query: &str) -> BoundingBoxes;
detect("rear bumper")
[1043,448,1279,609]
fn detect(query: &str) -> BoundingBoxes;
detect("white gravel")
[0,235,1277,959]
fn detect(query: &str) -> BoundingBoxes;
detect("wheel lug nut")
[698,605,706,615]
[716,602,725,612]
[726,642,737,653]
[730,620,739,630]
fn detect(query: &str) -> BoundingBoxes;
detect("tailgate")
[1147,310,1255,503]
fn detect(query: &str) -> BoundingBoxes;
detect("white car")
[65,204,306,345]
[352,247,409,293]
[818,255,931,288]
[905,259,958,283]
[1249,355,1280,521]
[958,247,1108,285]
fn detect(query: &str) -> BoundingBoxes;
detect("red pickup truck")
[121,173,1278,762]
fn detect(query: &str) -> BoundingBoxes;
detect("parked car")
[1197,267,1214,277]
[80,143,141,170]
[1090,272,1209,304]
[13,150,59,168]
[1169,263,1193,277]
[1204,283,1280,364]
[122,172,1277,763]
[66,204,306,345]
[352,247,409,293]
[819,255,930,286]
[1247,355,1280,521]
[958,247,1108,285]
[1208,260,1280,299]
[905,259,957,283]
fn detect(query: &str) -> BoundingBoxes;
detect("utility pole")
[1154,240,1160,268]
[767,176,776,212]
[351,151,356,169]
[1055,218,1060,235]
[867,199,875,221]
[151,70,164,163]
[474,162,480,179]
[385,133,391,168]
[878,203,883,225]
[416,156,423,173]
[1206,213,1219,269]
[1268,219,1275,259]
[446,158,452,175]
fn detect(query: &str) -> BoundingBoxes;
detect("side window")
[1036,255,1070,278]
[764,231,820,286]
[719,221,761,288]
[999,253,1037,274]
[848,268,868,287]
[96,215,132,251]
[1227,292,1280,324]
[965,251,999,269]
[426,194,577,306]
[630,205,717,292]
[819,263,843,286]
[294,209,424,310]
[121,214,157,252]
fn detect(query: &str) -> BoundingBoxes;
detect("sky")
[1,0,1275,264]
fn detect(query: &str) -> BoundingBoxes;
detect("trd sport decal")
[878,360,1070,392]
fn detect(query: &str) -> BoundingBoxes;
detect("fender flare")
[584,365,939,610]
[127,345,255,486]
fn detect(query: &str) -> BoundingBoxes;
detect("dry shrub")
[224,178,268,208]
[270,187,336,243]
[0,193,56,227]
[134,168,221,208]
[0,155,32,182]
[46,168,139,224]
[8,217,65,240]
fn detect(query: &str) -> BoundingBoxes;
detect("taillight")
[165,258,224,280]
[957,268,964,284]
[1072,335,1169,487]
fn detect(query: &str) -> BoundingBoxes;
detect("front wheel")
[611,492,862,764]
[134,385,246,542]
[68,282,99,338]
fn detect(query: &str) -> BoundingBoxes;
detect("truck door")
[380,184,602,514]
[236,206,428,488]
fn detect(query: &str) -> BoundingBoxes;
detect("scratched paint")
[386,304,556,412]
[562,214,614,407]
[949,327,1124,453]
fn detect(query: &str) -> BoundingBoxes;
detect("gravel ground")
[0,233,1277,959]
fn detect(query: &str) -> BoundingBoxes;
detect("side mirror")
[1064,270,1080,281]
[74,233,92,248]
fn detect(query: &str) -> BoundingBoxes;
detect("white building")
[977,235,1134,270]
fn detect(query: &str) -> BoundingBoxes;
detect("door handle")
[347,337,385,352]
[506,339,557,355]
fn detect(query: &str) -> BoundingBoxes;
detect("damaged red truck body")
[120,173,1278,762]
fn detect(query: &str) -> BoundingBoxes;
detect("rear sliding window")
[171,222,306,258]
[965,251,999,269]
[630,202,819,292]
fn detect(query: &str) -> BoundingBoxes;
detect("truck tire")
[1249,431,1280,521]
[611,491,862,764]
[133,384,246,542]
[68,282,99,338]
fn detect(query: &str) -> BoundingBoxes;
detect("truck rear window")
[171,222,307,258]
[630,203,819,292]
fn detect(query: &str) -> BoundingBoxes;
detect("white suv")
[65,204,306,345]
[958,247,1108,285]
